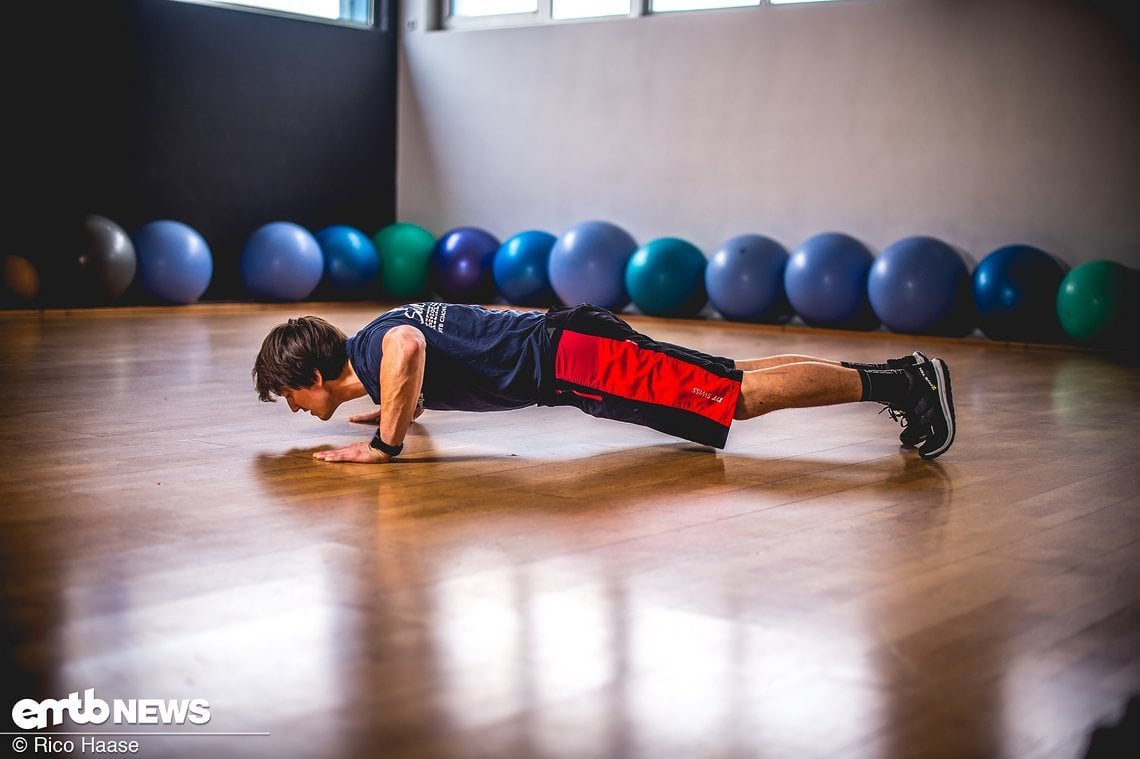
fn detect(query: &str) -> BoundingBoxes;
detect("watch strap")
[369,434,403,458]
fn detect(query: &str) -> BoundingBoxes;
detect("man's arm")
[348,394,424,425]
[314,325,427,463]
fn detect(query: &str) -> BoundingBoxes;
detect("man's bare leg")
[734,362,863,420]
[734,354,842,372]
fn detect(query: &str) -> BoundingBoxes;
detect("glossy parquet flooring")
[1,303,1137,759]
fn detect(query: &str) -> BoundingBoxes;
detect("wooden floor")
[1,303,1137,759]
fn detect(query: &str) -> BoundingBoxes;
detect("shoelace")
[878,403,910,429]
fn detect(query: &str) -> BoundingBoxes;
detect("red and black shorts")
[540,304,742,449]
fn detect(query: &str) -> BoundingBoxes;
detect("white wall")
[397,0,1140,269]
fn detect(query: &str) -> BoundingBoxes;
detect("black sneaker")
[894,358,955,460]
[887,351,927,370]
[879,352,929,447]
[895,409,926,448]
[849,352,926,372]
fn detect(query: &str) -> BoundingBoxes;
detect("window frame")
[439,0,849,31]
[168,0,376,29]
[443,0,648,31]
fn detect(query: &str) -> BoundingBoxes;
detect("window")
[451,0,537,16]
[552,0,632,19]
[448,0,633,25]
[171,0,373,26]
[651,0,758,12]
[443,0,844,29]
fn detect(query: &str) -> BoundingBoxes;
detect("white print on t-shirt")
[393,302,448,333]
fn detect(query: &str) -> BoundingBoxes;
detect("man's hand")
[313,441,390,464]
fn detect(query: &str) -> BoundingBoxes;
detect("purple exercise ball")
[430,226,501,303]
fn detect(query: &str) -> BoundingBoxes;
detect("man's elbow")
[385,326,427,363]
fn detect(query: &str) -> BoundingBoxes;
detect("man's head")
[252,316,347,413]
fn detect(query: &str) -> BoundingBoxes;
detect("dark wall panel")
[13,0,398,305]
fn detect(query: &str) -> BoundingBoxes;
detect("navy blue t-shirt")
[346,303,550,412]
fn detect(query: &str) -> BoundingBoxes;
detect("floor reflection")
[250,444,962,757]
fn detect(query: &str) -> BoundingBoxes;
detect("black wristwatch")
[369,434,404,458]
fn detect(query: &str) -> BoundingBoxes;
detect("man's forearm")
[374,327,427,455]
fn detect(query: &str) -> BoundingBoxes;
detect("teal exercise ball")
[625,237,707,317]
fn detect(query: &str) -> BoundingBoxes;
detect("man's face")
[282,373,334,421]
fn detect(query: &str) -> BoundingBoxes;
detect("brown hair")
[252,316,347,402]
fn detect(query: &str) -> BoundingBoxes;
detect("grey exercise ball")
[79,215,137,300]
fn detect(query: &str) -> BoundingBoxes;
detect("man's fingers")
[313,447,350,461]
[312,442,385,463]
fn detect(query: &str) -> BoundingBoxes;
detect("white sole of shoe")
[919,358,955,460]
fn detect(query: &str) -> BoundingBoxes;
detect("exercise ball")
[705,234,789,322]
[1056,259,1133,344]
[240,222,324,302]
[372,222,435,299]
[868,235,971,335]
[625,237,707,317]
[316,225,380,296]
[133,220,213,304]
[3,255,40,302]
[78,215,136,300]
[784,232,877,328]
[973,244,1066,342]
[430,226,500,303]
[549,220,637,310]
[493,230,557,305]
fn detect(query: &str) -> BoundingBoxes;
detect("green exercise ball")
[1056,260,1131,343]
[372,223,435,299]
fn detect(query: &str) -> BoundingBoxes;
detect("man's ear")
[312,370,324,387]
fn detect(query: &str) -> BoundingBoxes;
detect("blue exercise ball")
[973,244,1066,342]
[316,225,380,296]
[493,230,557,305]
[430,226,500,303]
[625,237,707,317]
[548,220,638,310]
[241,221,324,302]
[705,234,789,322]
[868,235,971,335]
[784,232,877,328]
[133,220,213,304]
